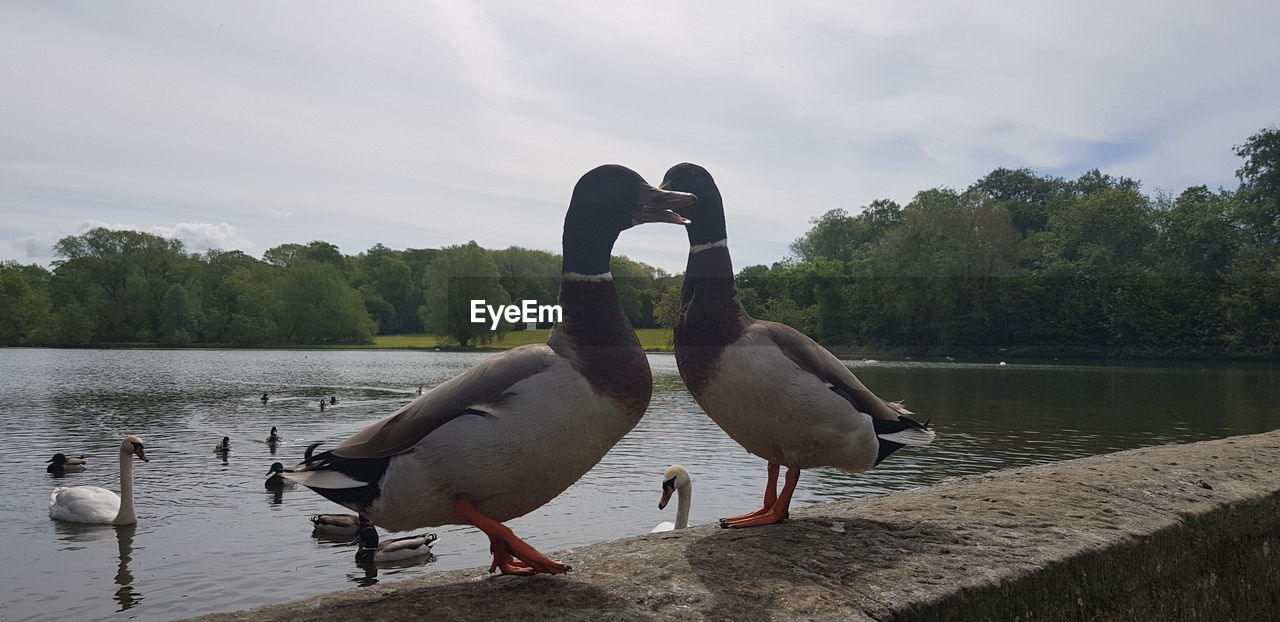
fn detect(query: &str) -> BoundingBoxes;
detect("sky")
[2,1,1278,274]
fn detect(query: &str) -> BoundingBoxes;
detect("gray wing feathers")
[753,321,906,421]
[330,345,557,459]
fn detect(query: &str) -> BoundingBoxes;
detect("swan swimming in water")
[651,465,692,533]
[49,435,149,525]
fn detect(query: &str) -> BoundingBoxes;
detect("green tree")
[970,167,1073,233]
[611,255,669,329]
[274,260,375,344]
[789,200,902,263]
[191,249,269,343]
[652,280,683,329]
[1232,126,1280,249]
[222,264,280,344]
[492,246,560,328]
[263,241,345,268]
[351,244,418,334]
[1234,126,1280,203]
[420,242,510,347]
[0,262,53,345]
[51,228,190,343]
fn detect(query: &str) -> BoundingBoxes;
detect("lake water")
[1,348,1277,620]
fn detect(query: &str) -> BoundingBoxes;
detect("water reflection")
[348,564,380,587]
[113,524,141,611]
[349,553,438,588]
[48,521,144,613]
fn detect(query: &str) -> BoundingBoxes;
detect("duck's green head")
[562,164,696,274]
[661,163,724,246]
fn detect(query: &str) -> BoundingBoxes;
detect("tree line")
[2,126,1277,356]
[723,126,1280,357]
[0,233,676,347]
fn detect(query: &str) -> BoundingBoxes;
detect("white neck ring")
[690,239,728,253]
[562,271,613,282]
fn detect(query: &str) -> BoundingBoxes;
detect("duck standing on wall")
[46,453,88,474]
[663,163,934,528]
[285,165,695,574]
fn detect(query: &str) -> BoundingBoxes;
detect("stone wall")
[189,430,1280,621]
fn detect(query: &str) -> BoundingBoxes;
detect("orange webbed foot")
[720,508,788,528]
[457,499,571,576]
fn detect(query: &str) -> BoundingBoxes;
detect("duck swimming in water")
[310,513,361,536]
[354,525,437,563]
[285,165,694,575]
[663,163,933,529]
[46,453,88,474]
[264,462,295,490]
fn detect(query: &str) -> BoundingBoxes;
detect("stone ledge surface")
[188,430,1280,621]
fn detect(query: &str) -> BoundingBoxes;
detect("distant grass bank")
[367,329,674,352]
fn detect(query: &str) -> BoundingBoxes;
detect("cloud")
[15,232,61,259]
[75,220,256,254]
[1,1,1278,273]
[155,222,256,253]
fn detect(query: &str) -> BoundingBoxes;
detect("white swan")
[651,464,692,533]
[49,435,149,525]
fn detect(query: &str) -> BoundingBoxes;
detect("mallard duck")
[46,453,88,474]
[264,462,295,490]
[310,513,361,536]
[663,163,934,528]
[266,427,281,444]
[650,464,692,533]
[354,525,437,563]
[214,436,231,453]
[285,165,694,575]
[49,435,150,525]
